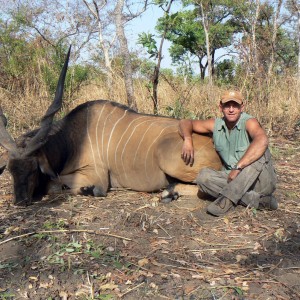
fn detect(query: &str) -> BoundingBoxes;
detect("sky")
[126,3,177,70]
[125,3,232,72]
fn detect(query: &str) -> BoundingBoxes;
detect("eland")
[0,48,221,205]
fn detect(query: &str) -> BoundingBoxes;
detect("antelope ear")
[37,151,56,179]
[0,151,8,175]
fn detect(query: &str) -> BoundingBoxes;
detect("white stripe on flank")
[96,104,107,165]
[86,105,104,185]
[114,115,149,175]
[132,120,176,167]
[106,109,128,169]
[144,123,178,181]
[101,106,117,164]
[119,118,154,182]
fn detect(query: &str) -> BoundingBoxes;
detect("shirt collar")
[216,113,243,131]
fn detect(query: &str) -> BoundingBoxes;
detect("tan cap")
[220,90,243,104]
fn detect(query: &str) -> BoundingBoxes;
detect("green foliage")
[215,59,236,84]
[137,32,158,59]
[132,57,156,80]
[156,3,239,77]
[0,262,18,271]
[42,219,68,230]
[0,15,90,100]
[164,99,198,119]
[0,292,15,300]
[0,18,35,88]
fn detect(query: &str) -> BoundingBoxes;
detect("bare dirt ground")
[0,135,299,300]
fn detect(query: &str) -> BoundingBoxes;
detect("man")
[179,90,277,217]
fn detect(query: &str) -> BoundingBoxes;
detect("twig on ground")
[167,257,216,272]
[157,223,172,238]
[192,237,233,246]
[266,258,283,274]
[0,229,132,245]
[119,282,145,298]
[279,208,300,215]
[189,246,254,252]
[151,260,214,273]
[186,284,205,296]
[129,261,168,276]
[268,274,300,298]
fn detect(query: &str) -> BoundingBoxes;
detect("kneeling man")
[179,90,277,217]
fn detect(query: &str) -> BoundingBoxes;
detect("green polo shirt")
[213,112,253,173]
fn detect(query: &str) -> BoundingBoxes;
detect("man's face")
[219,101,244,124]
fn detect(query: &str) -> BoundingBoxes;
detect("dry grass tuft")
[1,74,299,138]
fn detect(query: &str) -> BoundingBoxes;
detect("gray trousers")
[196,149,277,205]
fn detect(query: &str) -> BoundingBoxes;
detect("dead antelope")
[0,48,221,205]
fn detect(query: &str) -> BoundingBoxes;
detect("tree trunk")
[297,3,300,82]
[267,0,283,77]
[151,0,174,114]
[114,0,137,111]
[199,1,213,85]
[82,0,114,98]
[211,48,216,76]
[251,0,260,74]
[199,60,206,80]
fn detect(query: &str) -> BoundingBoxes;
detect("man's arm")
[227,118,269,182]
[237,118,269,169]
[178,119,215,166]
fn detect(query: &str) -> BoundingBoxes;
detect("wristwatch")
[232,164,243,171]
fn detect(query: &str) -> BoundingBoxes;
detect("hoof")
[160,189,179,203]
[80,185,106,197]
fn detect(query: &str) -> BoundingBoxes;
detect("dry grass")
[1,74,299,138]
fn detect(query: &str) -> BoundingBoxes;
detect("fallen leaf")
[242,281,249,291]
[29,276,39,282]
[138,258,149,267]
[171,272,181,278]
[192,274,204,279]
[184,283,197,294]
[151,200,159,207]
[236,255,248,263]
[4,226,20,235]
[149,282,157,289]
[151,239,169,247]
[39,281,53,288]
[100,283,118,291]
[123,239,129,246]
[274,228,285,241]
[224,268,235,274]
[75,287,89,297]
[253,242,261,250]
[262,283,272,289]
[59,291,68,300]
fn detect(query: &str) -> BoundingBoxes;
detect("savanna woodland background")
[0,0,300,299]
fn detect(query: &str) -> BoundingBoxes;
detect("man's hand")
[181,138,194,166]
[227,169,241,183]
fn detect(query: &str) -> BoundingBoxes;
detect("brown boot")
[207,196,235,217]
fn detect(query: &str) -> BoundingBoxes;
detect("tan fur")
[54,101,222,194]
